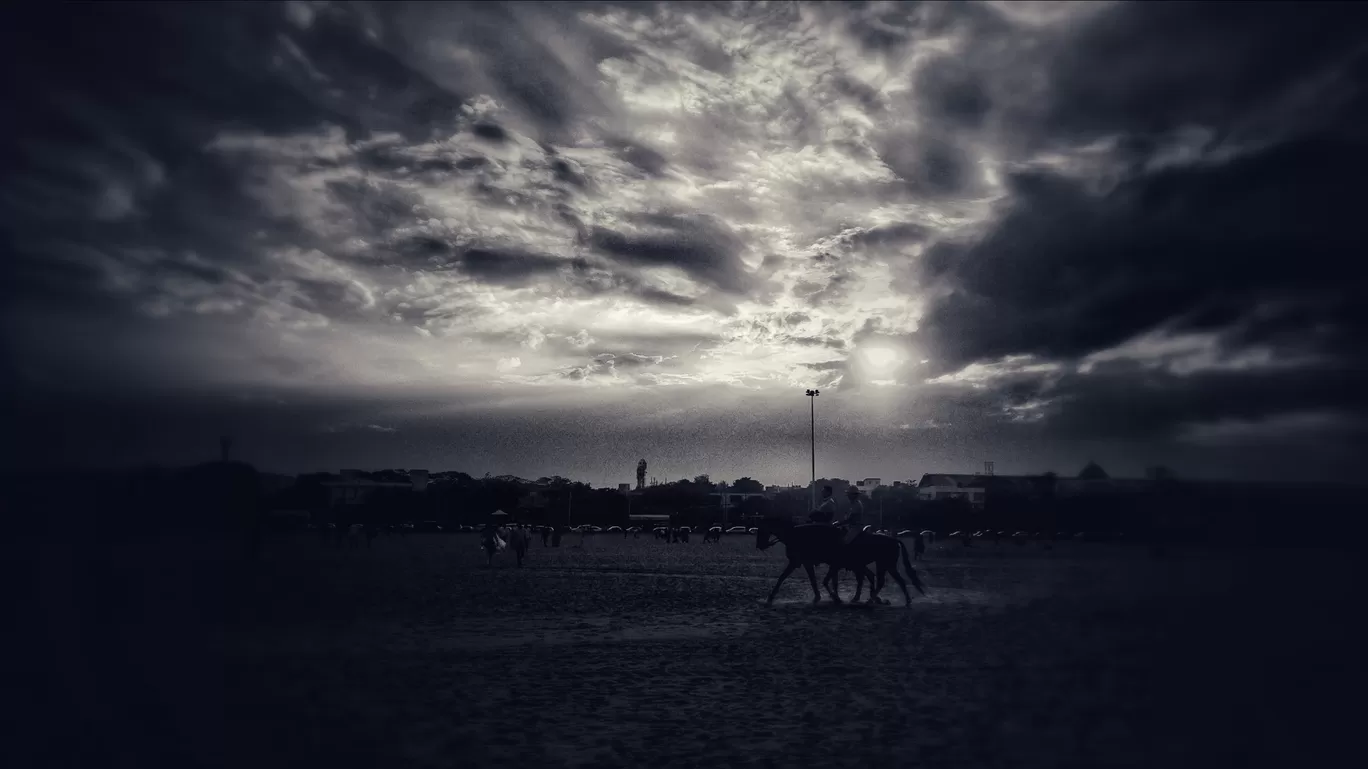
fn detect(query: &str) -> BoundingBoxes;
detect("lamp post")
[805,389,820,510]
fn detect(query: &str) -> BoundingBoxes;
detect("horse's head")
[755,520,783,550]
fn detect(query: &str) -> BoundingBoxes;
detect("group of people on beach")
[480,522,532,566]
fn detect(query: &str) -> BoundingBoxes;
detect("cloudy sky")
[3,1,1366,483]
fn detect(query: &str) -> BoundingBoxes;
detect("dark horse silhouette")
[822,531,928,605]
[755,520,925,607]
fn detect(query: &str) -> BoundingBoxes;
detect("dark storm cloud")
[902,2,1368,455]
[564,258,698,308]
[0,2,462,307]
[588,212,756,295]
[607,139,671,177]
[324,178,430,238]
[913,54,993,130]
[876,133,981,197]
[1044,362,1368,444]
[452,248,566,286]
[913,132,1368,374]
[1041,3,1368,141]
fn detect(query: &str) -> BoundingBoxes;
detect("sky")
[2,1,1366,484]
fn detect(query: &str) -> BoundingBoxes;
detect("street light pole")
[805,389,820,510]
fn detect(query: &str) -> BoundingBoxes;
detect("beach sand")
[19,533,1358,768]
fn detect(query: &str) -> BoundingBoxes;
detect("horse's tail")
[897,538,926,595]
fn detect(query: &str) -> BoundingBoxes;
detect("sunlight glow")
[862,346,901,371]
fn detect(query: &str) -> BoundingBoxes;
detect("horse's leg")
[823,566,843,603]
[766,561,799,606]
[803,563,822,604]
[858,565,879,603]
[886,565,913,607]
[869,561,887,604]
[851,567,864,602]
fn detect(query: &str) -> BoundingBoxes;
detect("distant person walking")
[913,533,926,561]
[480,523,507,567]
[509,524,530,567]
[541,526,550,547]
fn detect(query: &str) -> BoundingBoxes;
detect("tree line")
[7,463,1366,549]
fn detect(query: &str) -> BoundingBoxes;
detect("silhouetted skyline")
[3,3,1366,483]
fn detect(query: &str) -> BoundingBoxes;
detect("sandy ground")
[17,532,1361,769]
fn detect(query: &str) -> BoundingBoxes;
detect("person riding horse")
[756,516,925,607]
[839,486,865,544]
[808,486,837,524]
[819,487,869,593]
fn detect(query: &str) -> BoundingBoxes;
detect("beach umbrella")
[491,510,509,517]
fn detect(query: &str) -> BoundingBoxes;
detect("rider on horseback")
[840,486,866,544]
[808,486,838,524]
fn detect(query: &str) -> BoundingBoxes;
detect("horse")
[754,521,874,605]
[757,520,924,607]
[820,529,926,605]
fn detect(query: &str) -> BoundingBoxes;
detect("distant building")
[917,467,1156,508]
[708,490,771,514]
[916,474,988,508]
[855,478,882,494]
[916,474,1047,508]
[618,483,632,494]
[720,491,771,505]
